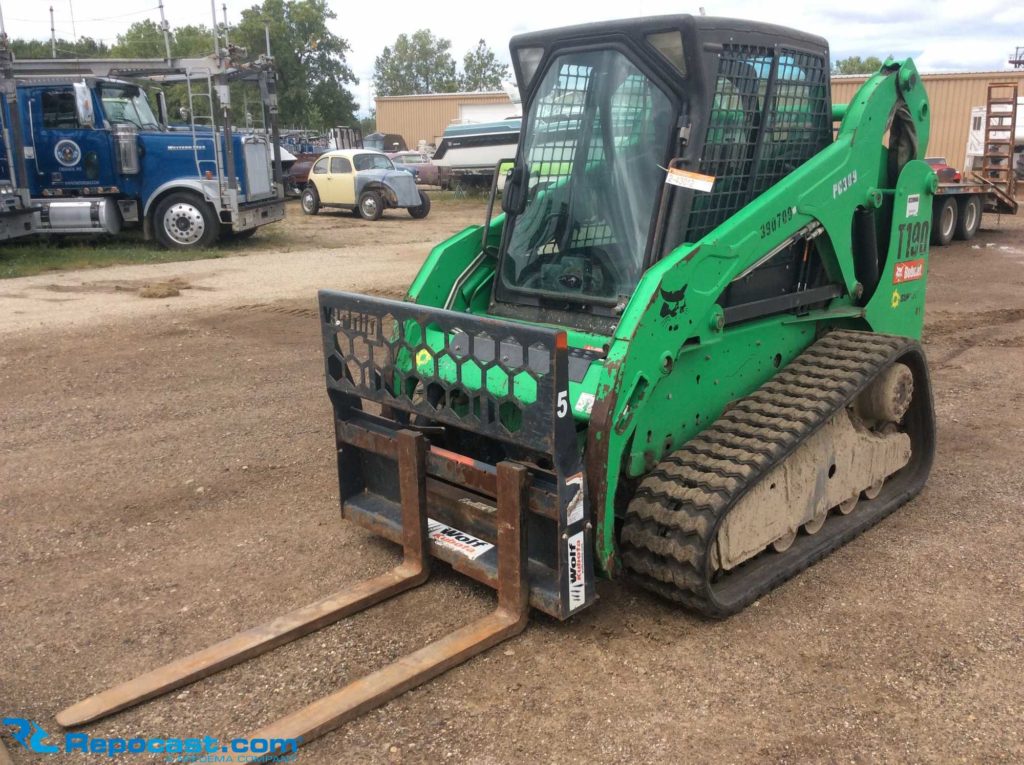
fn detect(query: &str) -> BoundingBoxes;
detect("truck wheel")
[154,192,219,249]
[408,191,431,219]
[954,195,982,241]
[301,186,320,215]
[358,191,383,221]
[931,197,957,246]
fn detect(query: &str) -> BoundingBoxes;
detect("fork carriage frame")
[321,289,597,620]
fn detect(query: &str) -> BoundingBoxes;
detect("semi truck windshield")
[99,84,160,130]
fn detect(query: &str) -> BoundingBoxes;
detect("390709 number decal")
[760,206,795,239]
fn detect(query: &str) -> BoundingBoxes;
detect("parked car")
[363,132,407,152]
[926,156,962,183]
[300,149,431,220]
[388,151,440,186]
[284,155,318,196]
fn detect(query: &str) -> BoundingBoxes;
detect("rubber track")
[620,330,923,617]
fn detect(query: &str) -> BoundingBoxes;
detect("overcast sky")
[6,0,1022,114]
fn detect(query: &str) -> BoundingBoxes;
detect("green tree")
[111,20,167,58]
[10,36,110,58]
[359,113,377,135]
[373,30,459,96]
[832,55,885,75]
[233,0,358,130]
[173,25,217,57]
[460,39,510,91]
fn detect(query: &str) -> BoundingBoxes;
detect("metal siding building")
[380,73,1024,167]
[831,71,1024,169]
[376,92,514,149]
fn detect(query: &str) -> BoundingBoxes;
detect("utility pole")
[157,0,172,61]
[1010,47,1024,69]
[210,0,220,62]
[221,3,229,50]
[264,22,271,57]
[50,6,56,58]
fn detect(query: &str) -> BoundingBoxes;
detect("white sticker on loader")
[427,519,494,560]
[565,472,585,525]
[665,167,716,193]
[575,392,595,415]
[906,193,920,218]
[567,531,586,610]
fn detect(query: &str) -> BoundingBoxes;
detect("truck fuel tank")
[36,197,122,235]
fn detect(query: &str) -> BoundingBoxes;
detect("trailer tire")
[408,191,431,219]
[301,185,320,216]
[954,195,982,241]
[931,197,957,246]
[154,192,220,250]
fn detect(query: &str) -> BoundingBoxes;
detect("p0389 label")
[567,531,586,610]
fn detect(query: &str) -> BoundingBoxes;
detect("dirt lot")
[0,199,487,334]
[2,202,1024,764]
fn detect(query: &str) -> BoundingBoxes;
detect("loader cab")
[493,16,832,331]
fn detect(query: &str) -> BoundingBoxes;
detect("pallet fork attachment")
[56,430,530,751]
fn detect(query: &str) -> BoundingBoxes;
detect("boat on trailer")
[433,118,521,189]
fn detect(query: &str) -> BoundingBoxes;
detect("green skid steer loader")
[58,15,937,752]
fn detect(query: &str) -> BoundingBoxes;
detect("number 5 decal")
[557,391,569,418]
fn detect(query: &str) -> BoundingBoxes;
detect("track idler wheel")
[838,495,859,515]
[804,509,828,534]
[772,529,797,552]
[856,363,914,424]
[863,479,884,500]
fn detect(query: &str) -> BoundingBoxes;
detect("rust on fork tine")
[244,461,531,750]
[55,430,431,729]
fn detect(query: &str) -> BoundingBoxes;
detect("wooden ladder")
[978,82,1019,213]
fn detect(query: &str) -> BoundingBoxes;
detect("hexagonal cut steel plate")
[319,290,566,453]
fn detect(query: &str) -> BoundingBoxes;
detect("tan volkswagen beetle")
[300,148,431,220]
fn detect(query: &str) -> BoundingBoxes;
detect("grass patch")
[0,230,284,280]
[427,189,493,204]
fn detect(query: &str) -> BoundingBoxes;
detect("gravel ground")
[0,199,485,335]
[2,204,1024,764]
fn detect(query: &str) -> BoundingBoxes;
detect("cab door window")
[42,90,79,129]
[330,157,352,173]
[312,157,329,174]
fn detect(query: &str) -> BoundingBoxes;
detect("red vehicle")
[387,151,439,186]
[284,154,320,196]
[925,156,961,183]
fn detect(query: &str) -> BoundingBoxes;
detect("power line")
[4,5,159,24]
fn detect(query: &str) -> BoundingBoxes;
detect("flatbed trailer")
[929,81,1020,246]
[929,177,1017,246]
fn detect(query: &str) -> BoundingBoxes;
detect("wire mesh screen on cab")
[686,46,830,242]
[523,63,662,255]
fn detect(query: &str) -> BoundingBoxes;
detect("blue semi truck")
[0,45,285,249]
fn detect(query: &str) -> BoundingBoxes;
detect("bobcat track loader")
[58,15,937,753]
